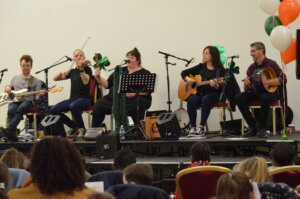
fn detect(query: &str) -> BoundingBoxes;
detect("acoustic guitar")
[0,87,63,107]
[178,75,224,101]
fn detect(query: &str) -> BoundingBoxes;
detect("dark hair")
[87,192,116,199]
[126,47,141,65]
[123,163,153,185]
[271,142,295,166]
[113,148,136,170]
[190,141,211,162]
[19,55,33,65]
[250,41,266,55]
[0,148,25,169]
[216,172,253,199]
[30,137,86,195]
[0,162,9,189]
[203,46,223,69]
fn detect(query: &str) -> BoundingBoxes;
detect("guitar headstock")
[49,87,63,93]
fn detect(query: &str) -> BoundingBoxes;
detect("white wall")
[0,0,299,130]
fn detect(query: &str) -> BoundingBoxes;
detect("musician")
[92,47,152,128]
[235,42,286,138]
[51,49,92,138]
[5,55,46,141]
[181,46,225,137]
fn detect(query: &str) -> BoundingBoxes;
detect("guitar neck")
[196,80,211,87]
[14,90,39,97]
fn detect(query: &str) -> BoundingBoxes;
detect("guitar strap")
[28,75,34,91]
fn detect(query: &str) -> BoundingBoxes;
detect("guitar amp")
[156,113,181,140]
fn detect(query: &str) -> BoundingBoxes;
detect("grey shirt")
[8,75,42,102]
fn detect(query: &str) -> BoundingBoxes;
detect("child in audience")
[189,141,212,167]
[233,156,270,182]
[0,148,26,169]
[216,171,300,199]
[123,163,153,185]
[8,137,96,199]
[269,142,296,170]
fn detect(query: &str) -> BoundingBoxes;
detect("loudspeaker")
[41,115,66,137]
[156,113,181,140]
[296,29,300,79]
[96,131,120,159]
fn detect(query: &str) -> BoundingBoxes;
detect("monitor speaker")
[41,115,66,137]
[156,113,181,140]
[96,131,120,159]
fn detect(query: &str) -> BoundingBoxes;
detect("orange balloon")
[281,38,297,64]
[278,0,300,26]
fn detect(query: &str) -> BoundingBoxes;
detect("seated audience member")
[0,148,30,191]
[233,156,270,183]
[106,184,171,199]
[269,142,296,170]
[8,137,96,199]
[123,163,153,186]
[216,171,300,199]
[0,162,9,199]
[189,141,212,167]
[87,192,116,199]
[88,148,136,190]
[0,148,26,169]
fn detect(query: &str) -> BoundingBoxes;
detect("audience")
[87,192,116,199]
[189,141,212,167]
[269,142,296,170]
[123,163,153,186]
[216,171,300,199]
[0,148,26,169]
[0,162,9,199]
[8,137,96,199]
[233,156,270,183]
[88,148,136,190]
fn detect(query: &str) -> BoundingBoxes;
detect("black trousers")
[92,95,151,128]
[235,91,278,129]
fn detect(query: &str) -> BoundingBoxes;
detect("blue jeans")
[8,100,33,131]
[187,93,221,127]
[50,98,91,129]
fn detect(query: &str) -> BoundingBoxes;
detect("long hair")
[30,137,86,195]
[0,148,25,169]
[233,156,269,183]
[203,46,223,69]
[216,172,253,199]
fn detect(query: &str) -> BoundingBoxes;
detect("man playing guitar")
[235,42,286,138]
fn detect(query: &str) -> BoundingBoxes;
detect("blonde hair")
[233,156,269,183]
[0,148,25,169]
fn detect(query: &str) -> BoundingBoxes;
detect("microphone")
[124,59,130,63]
[0,68,8,73]
[229,55,240,59]
[185,58,194,67]
[65,56,73,61]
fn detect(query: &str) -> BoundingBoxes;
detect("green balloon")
[220,54,227,65]
[215,45,225,53]
[264,15,282,36]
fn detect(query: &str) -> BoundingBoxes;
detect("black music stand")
[118,73,157,140]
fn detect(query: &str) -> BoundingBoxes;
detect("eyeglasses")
[250,49,258,53]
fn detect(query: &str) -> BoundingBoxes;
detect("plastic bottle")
[119,125,125,140]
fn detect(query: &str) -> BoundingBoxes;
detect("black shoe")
[257,129,269,138]
[243,125,257,137]
[4,129,18,142]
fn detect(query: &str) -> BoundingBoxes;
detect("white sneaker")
[77,128,86,138]
[188,127,205,137]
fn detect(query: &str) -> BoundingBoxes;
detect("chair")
[25,108,39,136]
[269,165,300,189]
[241,100,285,136]
[175,165,232,199]
[198,102,233,135]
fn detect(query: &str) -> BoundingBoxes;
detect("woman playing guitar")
[181,46,225,137]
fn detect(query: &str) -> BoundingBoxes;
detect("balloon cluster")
[259,0,299,64]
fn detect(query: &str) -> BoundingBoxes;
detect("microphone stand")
[35,58,70,88]
[0,71,6,85]
[159,51,193,112]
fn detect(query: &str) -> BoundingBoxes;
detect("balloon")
[281,38,297,64]
[220,54,227,65]
[270,25,292,51]
[258,0,280,15]
[278,0,300,25]
[215,45,225,53]
[264,15,282,36]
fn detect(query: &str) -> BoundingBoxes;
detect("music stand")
[118,73,157,140]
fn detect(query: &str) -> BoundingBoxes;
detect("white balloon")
[270,25,292,52]
[258,0,280,15]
